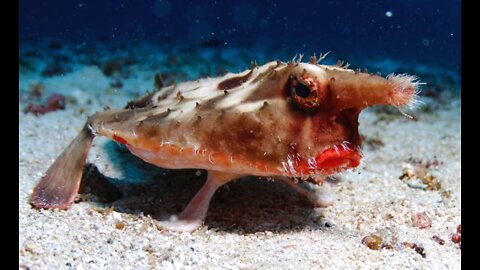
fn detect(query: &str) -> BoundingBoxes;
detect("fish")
[29,54,420,232]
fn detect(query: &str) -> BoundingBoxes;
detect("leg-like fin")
[277,176,335,208]
[30,124,95,209]
[157,171,239,232]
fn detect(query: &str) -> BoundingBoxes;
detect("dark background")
[19,0,460,69]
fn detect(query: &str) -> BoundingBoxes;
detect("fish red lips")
[313,143,361,173]
[284,142,362,176]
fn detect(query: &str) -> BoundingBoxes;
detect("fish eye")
[288,64,329,110]
[293,83,311,98]
[289,79,325,110]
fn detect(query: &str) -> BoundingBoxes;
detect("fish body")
[30,56,419,232]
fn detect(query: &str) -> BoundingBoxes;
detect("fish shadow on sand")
[78,141,329,233]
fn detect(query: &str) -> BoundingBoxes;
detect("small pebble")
[403,242,426,258]
[362,235,383,250]
[432,235,445,245]
[412,244,426,258]
[411,212,432,229]
[116,221,126,230]
[452,233,461,244]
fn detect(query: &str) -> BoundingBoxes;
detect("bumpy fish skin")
[89,60,418,178]
[30,57,420,232]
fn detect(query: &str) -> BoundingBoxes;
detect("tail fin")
[30,123,95,209]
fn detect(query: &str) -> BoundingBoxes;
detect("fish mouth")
[284,108,363,177]
[312,107,363,173]
[313,142,362,173]
[283,142,362,177]
[313,107,362,172]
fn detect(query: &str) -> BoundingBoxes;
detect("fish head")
[274,63,419,177]
[232,60,420,178]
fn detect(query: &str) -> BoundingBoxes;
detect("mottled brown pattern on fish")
[130,103,290,169]
[199,108,288,166]
[137,121,159,139]
[217,69,253,90]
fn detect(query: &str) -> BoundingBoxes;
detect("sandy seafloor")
[19,41,460,269]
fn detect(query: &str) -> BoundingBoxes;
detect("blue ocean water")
[20,0,460,70]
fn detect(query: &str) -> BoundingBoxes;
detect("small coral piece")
[399,158,441,190]
[24,94,66,116]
